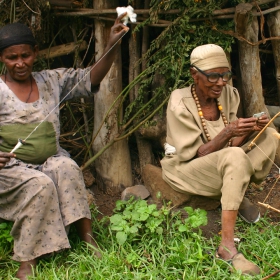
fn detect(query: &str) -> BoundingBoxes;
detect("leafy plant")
[0,221,14,256]
[109,197,208,245]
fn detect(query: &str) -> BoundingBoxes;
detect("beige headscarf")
[190,44,229,71]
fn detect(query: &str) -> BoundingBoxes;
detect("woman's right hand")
[0,152,15,170]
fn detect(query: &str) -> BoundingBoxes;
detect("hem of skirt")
[64,213,92,227]
[12,242,71,262]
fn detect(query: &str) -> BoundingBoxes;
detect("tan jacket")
[165,84,240,162]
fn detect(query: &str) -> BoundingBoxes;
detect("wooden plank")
[37,40,87,60]
[48,0,83,8]
[53,8,181,15]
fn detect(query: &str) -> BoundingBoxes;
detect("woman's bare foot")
[16,259,37,280]
[85,236,102,259]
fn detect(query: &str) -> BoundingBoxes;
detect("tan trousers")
[161,127,278,210]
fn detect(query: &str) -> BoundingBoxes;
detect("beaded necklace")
[191,84,232,146]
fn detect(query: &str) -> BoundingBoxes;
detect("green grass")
[0,207,280,280]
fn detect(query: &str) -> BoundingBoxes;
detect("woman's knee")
[28,175,56,196]
[43,156,81,175]
[221,147,250,167]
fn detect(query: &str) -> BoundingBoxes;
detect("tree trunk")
[267,0,280,105]
[235,3,267,117]
[92,0,132,194]
[235,3,280,164]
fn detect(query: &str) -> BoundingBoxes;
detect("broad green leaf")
[129,225,139,234]
[178,224,187,232]
[116,231,127,245]
[110,214,124,224]
[0,223,8,229]
[156,227,163,234]
[110,225,123,231]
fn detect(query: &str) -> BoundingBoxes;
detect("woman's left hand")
[254,113,269,130]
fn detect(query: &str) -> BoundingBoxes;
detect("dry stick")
[253,145,280,214]
[80,94,169,170]
[54,0,276,16]
[263,176,280,203]
[248,113,280,212]
[258,202,280,213]
[54,8,182,16]
[261,270,280,280]
[250,253,280,280]
[249,251,278,270]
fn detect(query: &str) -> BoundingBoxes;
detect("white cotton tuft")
[116,5,137,26]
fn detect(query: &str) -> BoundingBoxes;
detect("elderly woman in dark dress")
[161,44,279,275]
[0,16,129,280]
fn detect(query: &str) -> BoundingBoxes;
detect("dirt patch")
[91,165,280,236]
[91,185,121,219]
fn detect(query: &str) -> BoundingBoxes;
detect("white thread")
[254,143,280,170]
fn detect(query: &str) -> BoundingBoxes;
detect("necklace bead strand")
[191,85,232,147]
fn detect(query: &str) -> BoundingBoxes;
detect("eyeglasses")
[191,65,232,83]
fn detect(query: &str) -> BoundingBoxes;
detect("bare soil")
[91,165,280,238]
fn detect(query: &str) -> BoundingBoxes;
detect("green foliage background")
[123,0,241,123]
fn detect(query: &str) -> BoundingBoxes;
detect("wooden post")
[267,0,280,105]
[92,0,132,193]
[235,2,280,164]
[234,3,268,117]
[129,0,155,171]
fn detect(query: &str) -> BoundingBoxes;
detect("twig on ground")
[263,175,280,203]
[261,269,280,280]
[258,202,280,213]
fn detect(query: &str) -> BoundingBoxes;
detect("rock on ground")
[121,185,150,201]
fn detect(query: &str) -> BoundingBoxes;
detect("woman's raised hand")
[107,13,130,47]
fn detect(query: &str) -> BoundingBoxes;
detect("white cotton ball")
[127,6,137,23]
[116,7,128,17]
[116,5,137,25]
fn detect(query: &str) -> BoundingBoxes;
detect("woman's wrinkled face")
[0,44,38,82]
[191,67,230,100]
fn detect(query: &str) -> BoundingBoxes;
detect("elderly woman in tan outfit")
[161,44,279,275]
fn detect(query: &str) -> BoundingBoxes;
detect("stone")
[142,164,220,210]
[142,164,191,207]
[86,188,96,206]
[83,169,95,187]
[121,185,150,201]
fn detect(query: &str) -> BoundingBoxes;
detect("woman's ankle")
[16,259,37,280]
[217,245,238,261]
